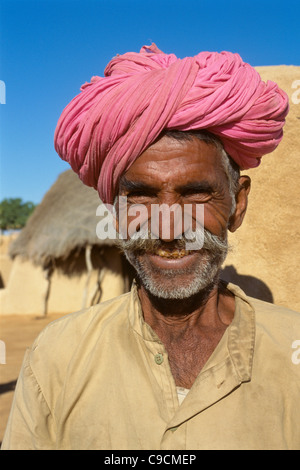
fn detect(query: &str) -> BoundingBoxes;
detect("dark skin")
[116,135,251,389]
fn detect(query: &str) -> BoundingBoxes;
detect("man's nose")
[149,202,184,242]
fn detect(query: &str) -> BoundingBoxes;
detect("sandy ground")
[0,313,64,444]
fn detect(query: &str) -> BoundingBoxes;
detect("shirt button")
[154,353,164,365]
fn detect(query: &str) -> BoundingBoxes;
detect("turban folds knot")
[54,44,289,204]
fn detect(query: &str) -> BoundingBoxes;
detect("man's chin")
[142,280,215,300]
[125,249,223,300]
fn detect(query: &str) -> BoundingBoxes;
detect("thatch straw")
[9,170,115,268]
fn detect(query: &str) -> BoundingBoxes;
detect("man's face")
[116,135,234,299]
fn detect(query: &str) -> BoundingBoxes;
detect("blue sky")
[0,0,299,204]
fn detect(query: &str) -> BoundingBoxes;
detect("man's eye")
[183,190,212,200]
[127,191,155,200]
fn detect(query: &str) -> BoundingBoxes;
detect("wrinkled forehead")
[119,134,227,189]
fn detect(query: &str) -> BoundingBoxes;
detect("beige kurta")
[2,283,300,450]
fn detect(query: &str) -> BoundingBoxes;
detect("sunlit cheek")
[183,204,205,233]
[203,204,232,237]
[117,201,151,239]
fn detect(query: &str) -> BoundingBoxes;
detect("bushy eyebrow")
[119,176,217,195]
[176,181,215,194]
[119,176,156,193]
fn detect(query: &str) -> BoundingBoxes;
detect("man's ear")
[228,175,251,232]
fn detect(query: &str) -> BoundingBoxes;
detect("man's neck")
[138,281,236,389]
[138,281,234,328]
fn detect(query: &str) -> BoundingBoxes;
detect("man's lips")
[143,247,199,270]
[155,248,191,259]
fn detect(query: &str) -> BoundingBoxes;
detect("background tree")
[0,198,36,231]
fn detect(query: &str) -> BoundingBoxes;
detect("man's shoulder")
[248,295,300,345]
[243,296,300,382]
[228,282,300,332]
[29,291,132,365]
[249,296,300,324]
[14,291,134,419]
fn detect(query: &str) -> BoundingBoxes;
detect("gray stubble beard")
[122,229,229,300]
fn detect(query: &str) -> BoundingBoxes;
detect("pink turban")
[54,43,289,204]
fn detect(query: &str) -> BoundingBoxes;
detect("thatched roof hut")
[5,170,132,315]
[9,169,114,268]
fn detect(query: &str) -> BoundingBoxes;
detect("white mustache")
[116,226,228,256]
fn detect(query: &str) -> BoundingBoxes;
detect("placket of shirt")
[130,315,180,425]
[146,337,179,419]
[129,286,179,422]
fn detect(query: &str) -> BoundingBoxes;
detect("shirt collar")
[128,280,256,382]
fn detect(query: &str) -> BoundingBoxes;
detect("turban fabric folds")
[54,44,289,204]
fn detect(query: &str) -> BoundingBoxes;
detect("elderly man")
[2,44,300,450]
